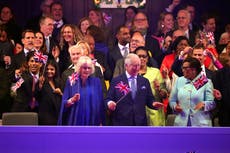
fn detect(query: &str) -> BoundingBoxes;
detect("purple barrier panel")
[0,126,230,153]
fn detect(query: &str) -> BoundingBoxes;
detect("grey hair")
[124,53,140,66]
[75,56,95,74]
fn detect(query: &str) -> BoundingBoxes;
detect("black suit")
[11,71,37,112]
[188,29,197,47]
[52,19,67,43]
[12,51,26,70]
[47,36,58,54]
[108,46,123,73]
[213,67,230,126]
[94,50,112,80]
[145,33,161,67]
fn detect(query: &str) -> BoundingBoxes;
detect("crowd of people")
[0,0,230,127]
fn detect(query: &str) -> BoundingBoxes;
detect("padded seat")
[2,112,38,125]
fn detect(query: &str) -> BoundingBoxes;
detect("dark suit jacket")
[94,50,112,80]
[188,29,197,47]
[52,19,67,43]
[212,67,230,126]
[145,33,161,63]
[105,73,156,126]
[108,45,123,73]
[12,51,26,70]
[47,36,58,54]
[11,71,36,112]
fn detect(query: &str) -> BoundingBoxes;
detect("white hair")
[75,56,95,74]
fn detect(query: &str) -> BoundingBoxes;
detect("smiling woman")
[58,56,105,126]
[169,56,216,126]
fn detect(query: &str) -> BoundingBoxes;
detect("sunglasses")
[138,55,148,59]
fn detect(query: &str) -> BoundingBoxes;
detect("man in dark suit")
[40,15,58,54]
[171,44,214,79]
[50,1,67,43]
[176,9,197,47]
[10,29,35,80]
[108,25,131,73]
[105,53,163,126]
[25,0,54,31]
[11,51,42,112]
[132,12,161,66]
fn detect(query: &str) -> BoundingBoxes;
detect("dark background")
[0,0,229,34]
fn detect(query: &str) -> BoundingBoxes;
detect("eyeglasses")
[138,55,148,59]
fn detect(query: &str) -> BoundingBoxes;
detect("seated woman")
[58,56,105,125]
[169,57,216,126]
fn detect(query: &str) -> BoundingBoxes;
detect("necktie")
[30,75,37,109]
[32,75,37,92]
[45,37,50,53]
[123,46,128,57]
[185,31,189,39]
[54,22,59,28]
[130,77,137,99]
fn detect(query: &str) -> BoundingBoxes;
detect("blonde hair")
[75,56,95,74]
[76,40,91,55]
[59,24,84,49]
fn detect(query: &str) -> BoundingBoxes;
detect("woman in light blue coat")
[169,57,215,126]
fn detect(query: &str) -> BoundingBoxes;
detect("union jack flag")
[34,51,48,64]
[193,74,208,90]
[102,12,112,25]
[206,32,215,44]
[11,78,24,92]
[115,81,130,95]
[69,72,79,86]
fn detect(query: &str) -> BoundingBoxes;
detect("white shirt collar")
[126,71,137,79]
[54,20,64,28]
[118,43,129,50]
[201,65,206,76]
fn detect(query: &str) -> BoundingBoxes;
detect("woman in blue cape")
[58,56,105,125]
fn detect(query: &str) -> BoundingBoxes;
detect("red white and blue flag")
[102,12,112,25]
[206,32,215,44]
[115,81,130,95]
[69,72,79,86]
[193,74,208,90]
[34,51,48,64]
[11,78,24,92]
